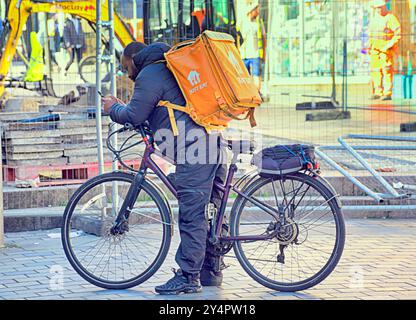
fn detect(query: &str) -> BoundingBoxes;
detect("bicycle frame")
[112,126,281,243]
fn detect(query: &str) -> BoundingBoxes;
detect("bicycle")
[79,41,121,84]
[61,123,345,292]
[78,49,110,84]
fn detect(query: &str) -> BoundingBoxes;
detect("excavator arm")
[0,0,135,97]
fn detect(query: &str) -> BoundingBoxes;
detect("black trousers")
[174,136,227,275]
[65,47,83,72]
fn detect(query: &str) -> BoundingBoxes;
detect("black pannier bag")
[251,144,317,177]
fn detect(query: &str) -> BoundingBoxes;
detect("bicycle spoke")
[233,173,344,290]
[63,174,171,287]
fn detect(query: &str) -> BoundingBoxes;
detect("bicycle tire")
[230,172,345,292]
[79,56,109,84]
[61,171,172,289]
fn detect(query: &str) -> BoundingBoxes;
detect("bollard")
[404,75,413,99]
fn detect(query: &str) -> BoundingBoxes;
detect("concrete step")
[3,173,415,209]
[4,194,416,232]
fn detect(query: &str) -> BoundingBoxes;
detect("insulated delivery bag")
[158,30,262,135]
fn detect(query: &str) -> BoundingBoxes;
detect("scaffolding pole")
[0,126,4,248]
[106,0,119,213]
[95,0,105,175]
[107,0,118,172]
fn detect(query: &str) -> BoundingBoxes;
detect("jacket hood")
[133,42,171,73]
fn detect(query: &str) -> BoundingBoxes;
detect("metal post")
[42,13,52,81]
[344,39,348,112]
[343,1,348,111]
[263,0,273,95]
[107,0,119,213]
[337,136,401,198]
[314,148,384,203]
[133,0,138,40]
[299,0,305,77]
[96,0,105,175]
[0,126,4,248]
[108,0,117,122]
[342,39,347,112]
[330,0,337,102]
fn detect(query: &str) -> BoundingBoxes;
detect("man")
[368,0,401,101]
[63,15,85,76]
[239,1,265,94]
[24,31,45,82]
[102,41,227,295]
[47,14,62,71]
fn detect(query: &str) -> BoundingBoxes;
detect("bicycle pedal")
[221,263,231,270]
[205,202,217,221]
[277,254,285,264]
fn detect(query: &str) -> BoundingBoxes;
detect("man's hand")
[102,95,125,113]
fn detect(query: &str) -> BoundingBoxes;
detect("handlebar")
[107,122,153,152]
[114,122,153,138]
[106,122,154,171]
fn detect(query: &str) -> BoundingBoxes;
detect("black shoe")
[381,95,392,101]
[155,269,202,295]
[370,94,381,100]
[200,269,223,286]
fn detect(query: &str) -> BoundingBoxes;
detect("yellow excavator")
[0,0,136,97]
[0,0,239,98]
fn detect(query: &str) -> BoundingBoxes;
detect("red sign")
[85,5,95,12]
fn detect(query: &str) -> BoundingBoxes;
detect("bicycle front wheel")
[230,172,345,292]
[62,171,172,289]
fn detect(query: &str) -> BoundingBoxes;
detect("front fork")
[110,172,145,235]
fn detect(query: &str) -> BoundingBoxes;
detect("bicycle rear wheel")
[230,172,345,292]
[79,55,110,83]
[61,171,172,289]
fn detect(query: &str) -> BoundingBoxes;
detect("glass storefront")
[0,0,5,21]
[0,0,7,42]
[411,0,416,42]
[114,0,144,41]
[266,0,374,81]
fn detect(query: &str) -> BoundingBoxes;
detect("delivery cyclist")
[368,0,401,101]
[102,41,227,295]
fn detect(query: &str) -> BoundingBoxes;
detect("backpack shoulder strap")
[157,100,189,136]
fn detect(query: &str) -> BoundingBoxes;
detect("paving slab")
[0,219,415,300]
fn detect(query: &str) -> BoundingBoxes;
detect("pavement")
[1,218,416,300]
[2,59,416,302]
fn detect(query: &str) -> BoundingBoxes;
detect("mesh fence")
[0,0,415,232]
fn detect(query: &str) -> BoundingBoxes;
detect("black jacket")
[109,42,205,153]
[63,18,85,49]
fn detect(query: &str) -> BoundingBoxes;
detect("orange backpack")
[158,30,262,136]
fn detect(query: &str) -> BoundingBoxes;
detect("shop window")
[267,0,373,80]
[411,0,416,43]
